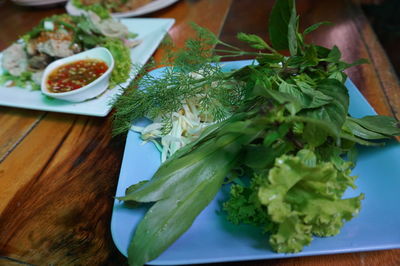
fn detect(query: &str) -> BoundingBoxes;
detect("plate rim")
[65,0,180,18]
[11,0,67,7]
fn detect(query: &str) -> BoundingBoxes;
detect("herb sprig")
[112,23,257,136]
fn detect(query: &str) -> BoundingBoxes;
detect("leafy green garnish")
[21,14,73,43]
[112,24,249,136]
[72,0,111,19]
[300,78,349,137]
[268,0,295,50]
[257,150,363,253]
[0,71,40,90]
[102,38,132,87]
[303,21,332,35]
[348,115,400,136]
[119,118,263,266]
[113,0,400,265]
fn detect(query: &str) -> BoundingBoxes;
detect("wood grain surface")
[0,113,126,265]
[0,1,66,167]
[0,0,399,265]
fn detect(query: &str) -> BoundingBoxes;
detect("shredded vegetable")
[131,97,215,162]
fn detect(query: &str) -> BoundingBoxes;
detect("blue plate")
[110,60,400,265]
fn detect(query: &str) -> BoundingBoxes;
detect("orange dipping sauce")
[47,59,108,93]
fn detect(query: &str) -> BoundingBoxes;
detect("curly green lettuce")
[224,149,364,253]
[102,38,132,87]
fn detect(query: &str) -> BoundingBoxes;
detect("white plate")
[66,0,179,18]
[0,18,175,116]
[11,0,67,7]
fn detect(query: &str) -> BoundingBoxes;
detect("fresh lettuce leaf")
[258,150,363,253]
[102,38,132,87]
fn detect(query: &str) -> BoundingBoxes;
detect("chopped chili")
[47,59,108,93]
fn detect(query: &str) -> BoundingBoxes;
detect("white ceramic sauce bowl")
[41,47,114,102]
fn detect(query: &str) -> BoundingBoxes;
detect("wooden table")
[0,0,399,265]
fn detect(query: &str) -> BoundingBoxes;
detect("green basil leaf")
[315,45,331,58]
[294,80,333,108]
[325,45,341,63]
[269,0,295,50]
[256,84,303,115]
[300,79,349,136]
[303,122,328,147]
[278,81,309,109]
[328,71,346,83]
[286,55,304,68]
[336,58,369,71]
[302,45,319,67]
[303,21,332,35]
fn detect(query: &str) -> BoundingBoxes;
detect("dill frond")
[112,24,247,136]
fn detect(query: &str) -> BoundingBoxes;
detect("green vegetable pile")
[71,0,111,19]
[113,0,400,265]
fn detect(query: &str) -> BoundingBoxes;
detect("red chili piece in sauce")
[47,59,108,93]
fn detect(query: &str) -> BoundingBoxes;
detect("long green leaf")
[269,0,295,50]
[343,118,389,140]
[126,126,264,265]
[119,116,263,203]
[340,132,383,146]
[128,167,226,266]
[288,6,298,55]
[348,115,400,136]
[119,134,242,202]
